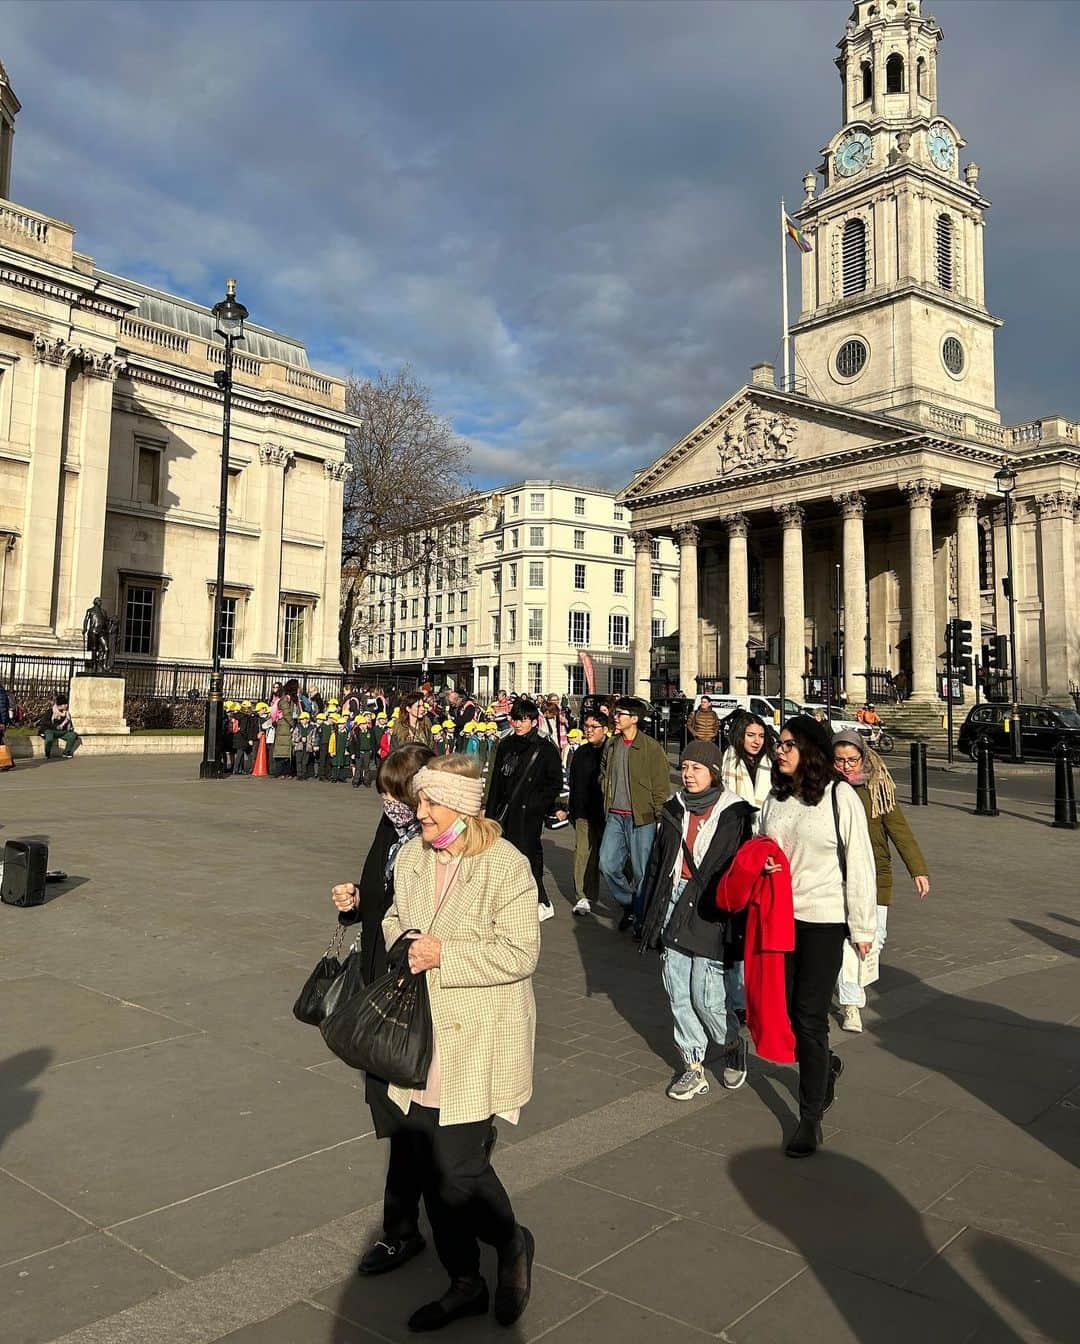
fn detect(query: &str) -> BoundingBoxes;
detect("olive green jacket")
[599,731,672,827]
[851,783,928,905]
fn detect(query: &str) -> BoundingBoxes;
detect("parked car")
[957,703,1080,761]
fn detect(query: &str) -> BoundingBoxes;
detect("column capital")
[833,491,866,520]
[323,458,352,482]
[722,513,749,539]
[775,501,805,530]
[33,332,78,367]
[1034,491,1077,521]
[674,522,700,548]
[259,442,294,468]
[902,478,939,507]
[954,490,984,519]
[79,348,127,380]
[630,528,653,554]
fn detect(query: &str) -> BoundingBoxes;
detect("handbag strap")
[500,747,541,814]
[831,781,847,884]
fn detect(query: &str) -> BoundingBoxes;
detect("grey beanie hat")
[681,739,725,773]
[831,728,867,757]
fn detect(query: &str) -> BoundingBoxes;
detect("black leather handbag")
[294,927,354,1026]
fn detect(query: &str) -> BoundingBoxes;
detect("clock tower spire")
[790,0,1001,426]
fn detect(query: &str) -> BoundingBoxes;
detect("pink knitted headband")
[414,766,484,817]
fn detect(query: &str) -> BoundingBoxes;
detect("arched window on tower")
[861,61,873,103]
[842,218,868,297]
[916,56,927,96]
[886,53,905,93]
[936,214,954,289]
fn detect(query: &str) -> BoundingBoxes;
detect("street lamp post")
[200,278,248,779]
[994,463,1022,763]
[420,531,436,684]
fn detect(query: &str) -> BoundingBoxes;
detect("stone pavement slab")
[1,756,1077,1344]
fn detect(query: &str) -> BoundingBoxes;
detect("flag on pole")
[784,214,813,253]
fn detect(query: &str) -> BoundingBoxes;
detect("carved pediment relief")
[718,407,799,477]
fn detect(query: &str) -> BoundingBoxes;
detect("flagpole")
[780,197,789,391]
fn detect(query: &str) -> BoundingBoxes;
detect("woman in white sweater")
[759,716,877,1158]
[720,713,775,832]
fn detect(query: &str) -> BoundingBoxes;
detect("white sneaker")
[841,1005,863,1033]
[572,898,592,917]
[538,902,556,923]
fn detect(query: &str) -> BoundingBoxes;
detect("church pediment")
[622,388,911,503]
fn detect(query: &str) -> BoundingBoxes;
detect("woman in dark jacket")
[639,740,753,1101]
[329,742,435,1276]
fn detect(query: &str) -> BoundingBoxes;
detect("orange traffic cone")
[252,731,269,777]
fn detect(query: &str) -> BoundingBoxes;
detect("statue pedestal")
[70,675,130,736]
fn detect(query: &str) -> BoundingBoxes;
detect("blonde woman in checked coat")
[381,755,539,1333]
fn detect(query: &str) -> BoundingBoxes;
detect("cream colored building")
[0,58,355,670]
[622,0,1080,714]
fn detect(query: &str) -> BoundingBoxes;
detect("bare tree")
[338,366,469,668]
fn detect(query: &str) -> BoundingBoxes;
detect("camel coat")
[382,836,540,1126]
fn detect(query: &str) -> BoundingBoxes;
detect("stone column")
[316,459,350,666]
[1036,492,1078,703]
[776,503,806,705]
[724,514,749,696]
[66,352,125,640]
[251,442,293,661]
[631,529,653,696]
[675,522,700,696]
[903,479,940,700]
[835,492,868,704]
[14,335,77,637]
[954,491,983,652]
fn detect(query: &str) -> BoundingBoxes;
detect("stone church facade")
[622,0,1079,708]
[0,59,356,671]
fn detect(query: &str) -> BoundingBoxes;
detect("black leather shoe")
[408,1276,488,1332]
[617,910,633,932]
[823,1053,844,1114]
[494,1225,535,1327]
[358,1232,425,1276]
[785,1118,823,1158]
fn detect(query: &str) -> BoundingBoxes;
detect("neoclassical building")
[622,0,1079,710]
[0,58,355,670]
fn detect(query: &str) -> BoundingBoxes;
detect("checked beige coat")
[382,836,540,1127]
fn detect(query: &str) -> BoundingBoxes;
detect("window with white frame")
[528,662,543,695]
[528,560,544,587]
[447,592,455,614]
[460,556,468,577]
[411,630,418,651]
[507,661,517,690]
[567,664,585,695]
[492,571,501,595]
[367,634,374,656]
[434,628,442,653]
[530,492,544,512]
[651,616,665,641]
[573,563,586,590]
[447,558,456,581]
[613,567,625,595]
[527,608,543,642]
[507,608,517,641]
[574,495,586,517]
[459,624,467,648]
[369,575,377,594]
[609,665,628,695]
[218,595,238,660]
[508,561,517,588]
[568,609,591,646]
[449,525,458,547]
[377,633,385,655]
[435,594,443,619]
[412,598,419,618]
[613,534,624,555]
[446,627,455,649]
[460,590,468,613]
[529,526,544,547]
[614,506,625,522]
[651,572,662,599]
[491,614,501,645]
[122,584,157,655]
[510,527,519,548]
[650,538,660,561]
[283,602,306,662]
[511,495,520,515]
[608,613,629,648]
[573,529,585,550]
[399,630,406,653]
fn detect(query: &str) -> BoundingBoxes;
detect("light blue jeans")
[661,878,742,1065]
[598,812,656,920]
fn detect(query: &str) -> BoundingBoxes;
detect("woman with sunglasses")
[758,716,877,1157]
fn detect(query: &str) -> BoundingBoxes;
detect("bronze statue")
[83,597,118,673]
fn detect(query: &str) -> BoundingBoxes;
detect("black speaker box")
[1,840,49,907]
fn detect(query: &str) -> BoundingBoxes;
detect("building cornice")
[0,246,141,319]
[790,279,1003,335]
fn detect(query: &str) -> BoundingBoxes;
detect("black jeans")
[786,920,848,1121]
[507,825,549,907]
[393,1103,516,1279]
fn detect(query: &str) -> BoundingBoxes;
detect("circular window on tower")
[942,335,966,377]
[834,337,869,381]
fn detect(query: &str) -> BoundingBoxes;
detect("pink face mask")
[430,818,467,849]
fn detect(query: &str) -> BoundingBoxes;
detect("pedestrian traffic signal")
[983,634,1008,673]
[949,618,974,685]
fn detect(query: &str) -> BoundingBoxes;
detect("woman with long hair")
[380,755,538,1331]
[721,712,775,832]
[758,716,877,1158]
[391,691,435,750]
[330,743,436,1278]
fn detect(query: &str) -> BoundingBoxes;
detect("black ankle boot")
[407,1276,488,1332]
[785,1117,823,1158]
[494,1225,535,1326]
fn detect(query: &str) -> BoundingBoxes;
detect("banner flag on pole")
[784,214,813,253]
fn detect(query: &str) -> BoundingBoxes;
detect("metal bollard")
[909,740,929,806]
[1052,740,1079,830]
[974,735,999,816]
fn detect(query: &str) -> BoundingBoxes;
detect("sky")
[2,0,1078,489]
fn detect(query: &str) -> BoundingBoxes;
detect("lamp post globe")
[201,279,249,779]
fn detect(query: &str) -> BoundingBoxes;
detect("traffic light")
[983,634,1008,673]
[950,618,973,684]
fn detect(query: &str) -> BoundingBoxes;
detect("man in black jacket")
[554,708,611,916]
[484,698,564,920]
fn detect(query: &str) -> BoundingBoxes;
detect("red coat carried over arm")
[716,836,796,1064]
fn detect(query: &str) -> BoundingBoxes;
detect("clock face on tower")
[928,124,956,171]
[836,132,872,178]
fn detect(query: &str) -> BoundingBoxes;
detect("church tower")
[0,59,19,200]
[791,0,1001,425]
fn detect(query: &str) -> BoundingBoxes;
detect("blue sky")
[3,0,1078,487]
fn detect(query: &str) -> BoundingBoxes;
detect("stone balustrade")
[925,405,1077,449]
[0,197,75,264]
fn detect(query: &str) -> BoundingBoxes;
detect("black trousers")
[786,920,848,1121]
[506,825,549,907]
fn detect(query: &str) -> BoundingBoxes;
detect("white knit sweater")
[758,784,878,944]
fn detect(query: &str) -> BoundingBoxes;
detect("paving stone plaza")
[0,755,1076,1343]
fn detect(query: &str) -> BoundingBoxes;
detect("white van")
[695,694,801,729]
